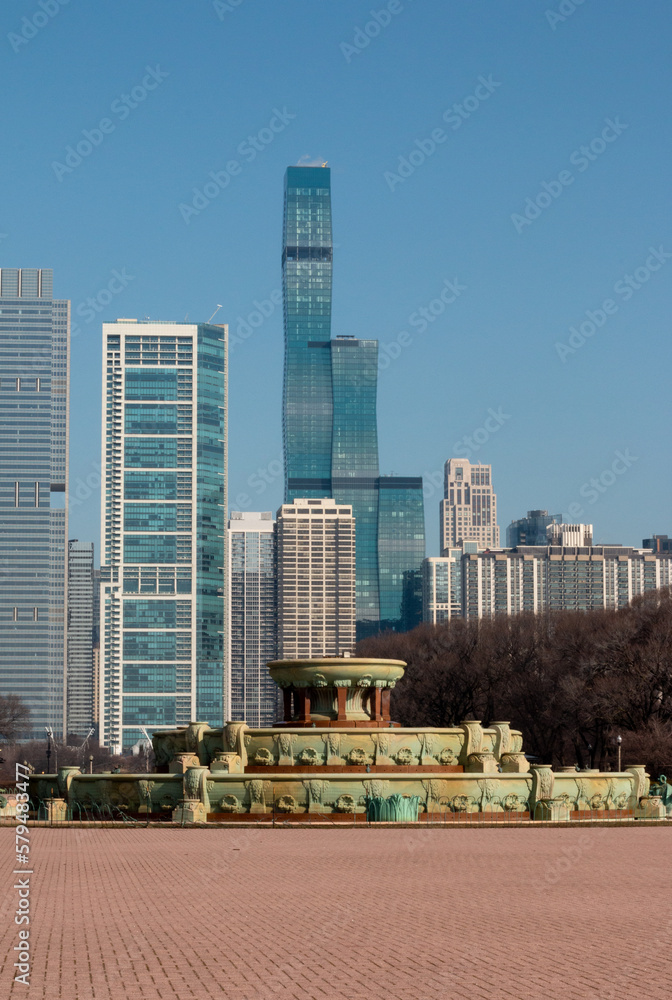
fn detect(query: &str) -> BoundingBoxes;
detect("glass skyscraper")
[99,320,227,752]
[0,268,69,739]
[282,166,425,637]
[228,511,278,727]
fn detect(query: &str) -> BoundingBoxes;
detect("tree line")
[357,589,672,776]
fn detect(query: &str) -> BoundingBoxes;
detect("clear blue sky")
[2,0,670,557]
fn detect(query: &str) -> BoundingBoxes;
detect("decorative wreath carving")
[395,747,415,765]
[450,794,470,813]
[253,747,274,765]
[276,795,297,813]
[438,747,457,765]
[348,747,371,765]
[503,793,521,811]
[298,747,320,765]
[335,794,356,813]
[219,794,239,813]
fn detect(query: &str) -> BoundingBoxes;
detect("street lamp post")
[88,755,94,775]
[617,735,622,772]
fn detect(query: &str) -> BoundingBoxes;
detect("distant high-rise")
[422,549,467,625]
[228,511,278,727]
[99,320,227,753]
[643,534,672,553]
[282,165,425,637]
[276,498,356,659]
[440,459,499,553]
[507,510,562,547]
[0,268,69,739]
[422,543,672,619]
[67,540,95,738]
[546,523,593,547]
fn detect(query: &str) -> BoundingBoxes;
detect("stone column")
[530,764,568,821]
[57,766,82,807]
[459,720,484,765]
[489,722,512,760]
[172,766,210,824]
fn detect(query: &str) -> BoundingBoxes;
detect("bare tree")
[0,695,30,743]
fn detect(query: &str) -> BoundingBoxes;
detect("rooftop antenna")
[207,304,223,324]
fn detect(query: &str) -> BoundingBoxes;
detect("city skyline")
[282,164,425,636]
[2,3,667,557]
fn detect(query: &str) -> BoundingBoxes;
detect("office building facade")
[228,511,278,727]
[0,268,69,739]
[422,544,672,622]
[99,320,227,752]
[643,535,672,553]
[546,523,593,547]
[67,540,95,737]
[440,459,499,553]
[506,510,562,547]
[276,498,356,659]
[282,165,425,637]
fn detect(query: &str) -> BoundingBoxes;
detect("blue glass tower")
[0,268,69,739]
[100,320,226,752]
[282,166,425,637]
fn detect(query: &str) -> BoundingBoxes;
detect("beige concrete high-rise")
[276,498,356,659]
[440,459,500,553]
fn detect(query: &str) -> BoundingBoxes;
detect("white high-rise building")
[440,459,499,553]
[276,498,356,659]
[422,545,672,620]
[228,511,278,727]
[546,523,593,546]
[99,319,227,752]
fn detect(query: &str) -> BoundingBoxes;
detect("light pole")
[88,755,94,774]
[617,735,622,772]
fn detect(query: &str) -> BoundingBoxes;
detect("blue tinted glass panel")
[124,471,178,499]
[123,535,176,564]
[125,438,177,468]
[125,369,178,399]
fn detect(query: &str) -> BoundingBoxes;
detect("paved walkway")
[1,827,671,999]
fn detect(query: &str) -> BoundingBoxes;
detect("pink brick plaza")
[1,827,671,1000]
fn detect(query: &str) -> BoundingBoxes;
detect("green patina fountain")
[29,656,663,823]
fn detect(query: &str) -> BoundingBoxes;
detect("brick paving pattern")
[1,826,671,999]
